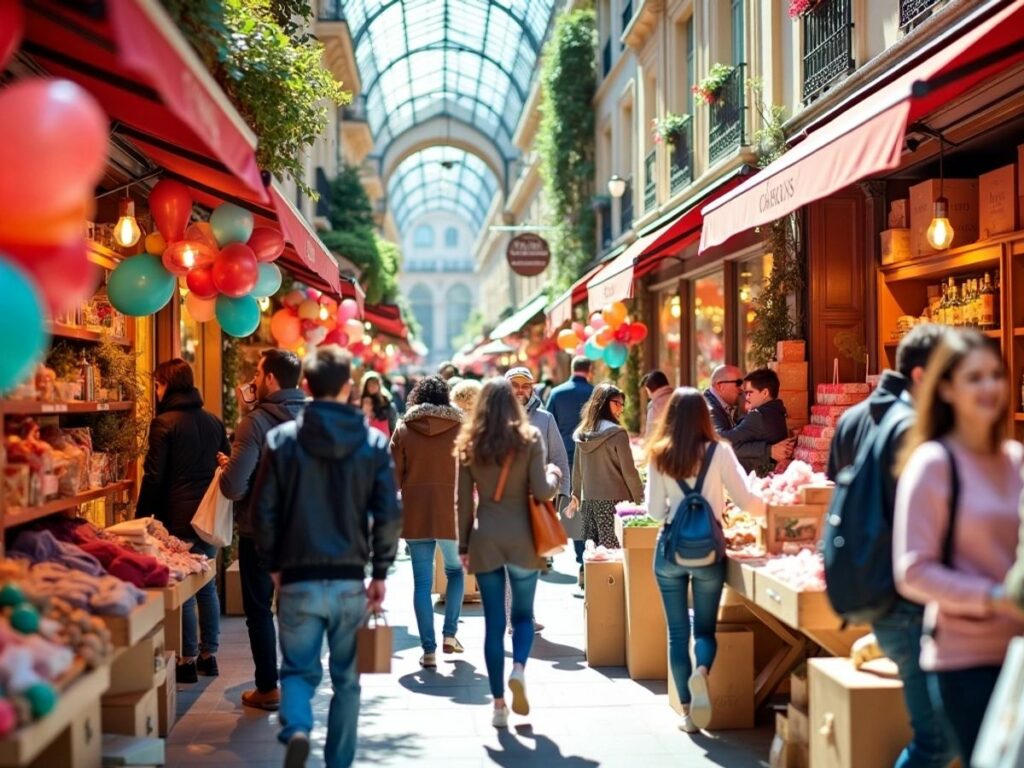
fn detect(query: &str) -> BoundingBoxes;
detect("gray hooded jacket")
[571,420,644,503]
[526,394,571,498]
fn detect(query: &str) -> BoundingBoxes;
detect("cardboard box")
[667,624,755,730]
[770,735,810,768]
[909,178,979,255]
[432,549,479,601]
[809,657,912,768]
[879,228,911,265]
[30,699,103,768]
[770,362,808,391]
[887,199,908,228]
[102,686,160,738]
[584,560,626,667]
[158,652,177,737]
[107,626,165,697]
[791,667,809,708]
[776,340,806,363]
[780,389,809,421]
[614,515,660,549]
[979,164,1018,238]
[225,559,243,616]
[787,703,810,743]
[622,547,667,680]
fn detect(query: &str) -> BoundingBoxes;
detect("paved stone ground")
[166,550,772,767]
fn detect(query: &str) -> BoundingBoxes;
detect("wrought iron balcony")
[619,176,634,234]
[669,116,693,196]
[317,0,345,21]
[802,0,855,104]
[900,0,941,32]
[600,211,613,251]
[602,38,612,78]
[643,150,657,212]
[708,64,746,165]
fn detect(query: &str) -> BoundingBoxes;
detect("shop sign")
[506,234,551,277]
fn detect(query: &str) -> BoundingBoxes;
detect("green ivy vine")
[537,7,597,292]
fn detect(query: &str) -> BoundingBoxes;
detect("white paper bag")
[191,468,233,548]
[973,635,1024,768]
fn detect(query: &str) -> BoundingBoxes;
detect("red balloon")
[0,79,108,218]
[572,321,586,340]
[162,240,215,277]
[614,323,631,343]
[185,265,218,299]
[148,179,193,244]
[3,238,99,316]
[323,328,350,347]
[629,322,648,343]
[247,227,285,263]
[0,1,25,71]
[212,243,258,298]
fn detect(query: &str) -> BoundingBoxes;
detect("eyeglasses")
[720,379,744,387]
[610,399,625,407]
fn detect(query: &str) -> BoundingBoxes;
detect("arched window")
[413,224,434,248]
[445,284,472,355]
[409,283,434,351]
[444,227,459,248]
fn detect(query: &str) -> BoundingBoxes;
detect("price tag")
[96,403,110,411]
[41,404,68,413]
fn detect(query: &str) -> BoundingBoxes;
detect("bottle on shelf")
[994,272,1002,329]
[968,278,980,328]
[79,352,95,403]
[936,282,949,326]
[980,273,995,330]
[947,278,962,327]
[962,279,974,328]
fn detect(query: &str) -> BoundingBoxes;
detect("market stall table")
[147,569,214,657]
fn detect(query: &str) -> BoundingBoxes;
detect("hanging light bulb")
[670,296,681,319]
[257,296,271,311]
[113,199,142,248]
[319,305,329,321]
[927,134,955,251]
[180,244,197,269]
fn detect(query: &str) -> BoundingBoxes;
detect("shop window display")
[656,289,683,380]
[694,271,725,389]
[737,254,772,372]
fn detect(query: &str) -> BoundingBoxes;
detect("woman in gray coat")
[455,378,561,729]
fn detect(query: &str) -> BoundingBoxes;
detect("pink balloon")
[572,321,586,340]
[0,1,25,71]
[0,79,108,218]
[212,243,259,298]
[590,312,606,330]
[4,238,99,317]
[148,179,193,245]
[184,222,220,255]
[324,328,350,347]
[574,343,586,357]
[247,227,286,263]
[185,292,217,323]
[338,298,360,323]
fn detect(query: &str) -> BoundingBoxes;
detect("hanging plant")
[788,0,822,18]
[651,113,689,147]
[692,64,735,106]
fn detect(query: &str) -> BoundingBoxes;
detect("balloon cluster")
[555,301,648,369]
[270,292,365,353]
[0,72,108,392]
[108,179,286,338]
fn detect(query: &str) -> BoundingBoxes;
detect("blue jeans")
[476,565,539,699]
[407,539,463,653]
[873,599,956,768]
[277,580,366,768]
[929,665,1001,765]
[181,538,219,658]
[653,544,725,705]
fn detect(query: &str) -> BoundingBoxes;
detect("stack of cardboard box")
[909,178,979,255]
[770,667,810,768]
[583,558,626,667]
[102,626,166,740]
[879,199,911,265]
[614,517,666,680]
[794,383,871,472]
[772,340,809,432]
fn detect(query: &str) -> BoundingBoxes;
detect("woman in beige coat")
[455,378,561,728]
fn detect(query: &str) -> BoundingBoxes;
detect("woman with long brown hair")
[455,378,561,728]
[894,330,1024,762]
[646,387,764,733]
[568,383,644,549]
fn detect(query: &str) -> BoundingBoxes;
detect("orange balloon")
[185,292,216,323]
[557,329,577,351]
[601,301,628,330]
[0,198,94,245]
[145,232,167,256]
[271,309,301,345]
[595,327,614,348]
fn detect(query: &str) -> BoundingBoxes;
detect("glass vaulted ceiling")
[342,0,557,236]
[388,147,498,234]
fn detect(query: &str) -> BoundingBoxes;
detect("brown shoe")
[241,688,280,711]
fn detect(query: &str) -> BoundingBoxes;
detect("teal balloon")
[108,254,176,317]
[210,203,254,247]
[583,337,603,361]
[216,294,260,338]
[252,262,282,298]
[351,356,363,367]
[0,256,48,393]
[603,342,628,369]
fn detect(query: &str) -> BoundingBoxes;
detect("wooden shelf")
[101,592,165,649]
[0,400,133,416]
[1015,414,1024,422]
[885,327,1002,347]
[881,240,1002,283]
[1015,327,1024,337]
[50,324,130,346]
[984,329,1003,338]
[4,480,134,529]
[154,568,215,611]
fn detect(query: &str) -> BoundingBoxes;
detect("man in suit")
[704,364,744,433]
[720,368,794,474]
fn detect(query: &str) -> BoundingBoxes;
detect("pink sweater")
[894,439,1024,671]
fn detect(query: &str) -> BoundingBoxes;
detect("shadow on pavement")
[530,636,586,671]
[398,659,490,706]
[484,724,600,767]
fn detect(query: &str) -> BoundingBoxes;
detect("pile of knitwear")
[8,530,148,615]
[105,517,211,581]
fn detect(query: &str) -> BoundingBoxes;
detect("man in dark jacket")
[826,324,953,768]
[252,346,401,768]
[544,356,593,566]
[704,364,744,433]
[720,368,793,474]
[217,349,305,712]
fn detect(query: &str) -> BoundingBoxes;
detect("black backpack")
[822,401,913,625]
[661,443,724,568]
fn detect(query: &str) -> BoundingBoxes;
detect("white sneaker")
[491,706,509,729]
[678,712,699,733]
[687,669,712,730]
[508,668,530,716]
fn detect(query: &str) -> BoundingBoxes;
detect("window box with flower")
[789,0,822,18]
[693,63,735,106]
[651,113,690,147]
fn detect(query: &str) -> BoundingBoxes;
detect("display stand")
[151,569,215,656]
[101,592,165,652]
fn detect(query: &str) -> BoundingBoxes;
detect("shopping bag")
[973,635,1024,768]
[191,468,233,548]
[528,495,567,557]
[356,612,393,674]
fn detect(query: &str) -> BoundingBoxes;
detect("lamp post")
[607,174,626,199]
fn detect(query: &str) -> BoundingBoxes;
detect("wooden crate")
[754,570,841,631]
[100,592,164,649]
[613,515,660,549]
[799,485,834,505]
[762,504,826,555]
[725,556,759,600]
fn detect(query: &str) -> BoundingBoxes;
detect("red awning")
[21,0,347,297]
[546,262,606,333]
[586,225,669,310]
[700,0,1024,252]
[364,304,408,340]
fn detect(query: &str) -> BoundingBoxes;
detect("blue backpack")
[662,443,724,568]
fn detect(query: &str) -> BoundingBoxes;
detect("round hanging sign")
[506,233,551,277]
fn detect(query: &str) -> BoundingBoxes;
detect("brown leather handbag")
[494,454,567,558]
